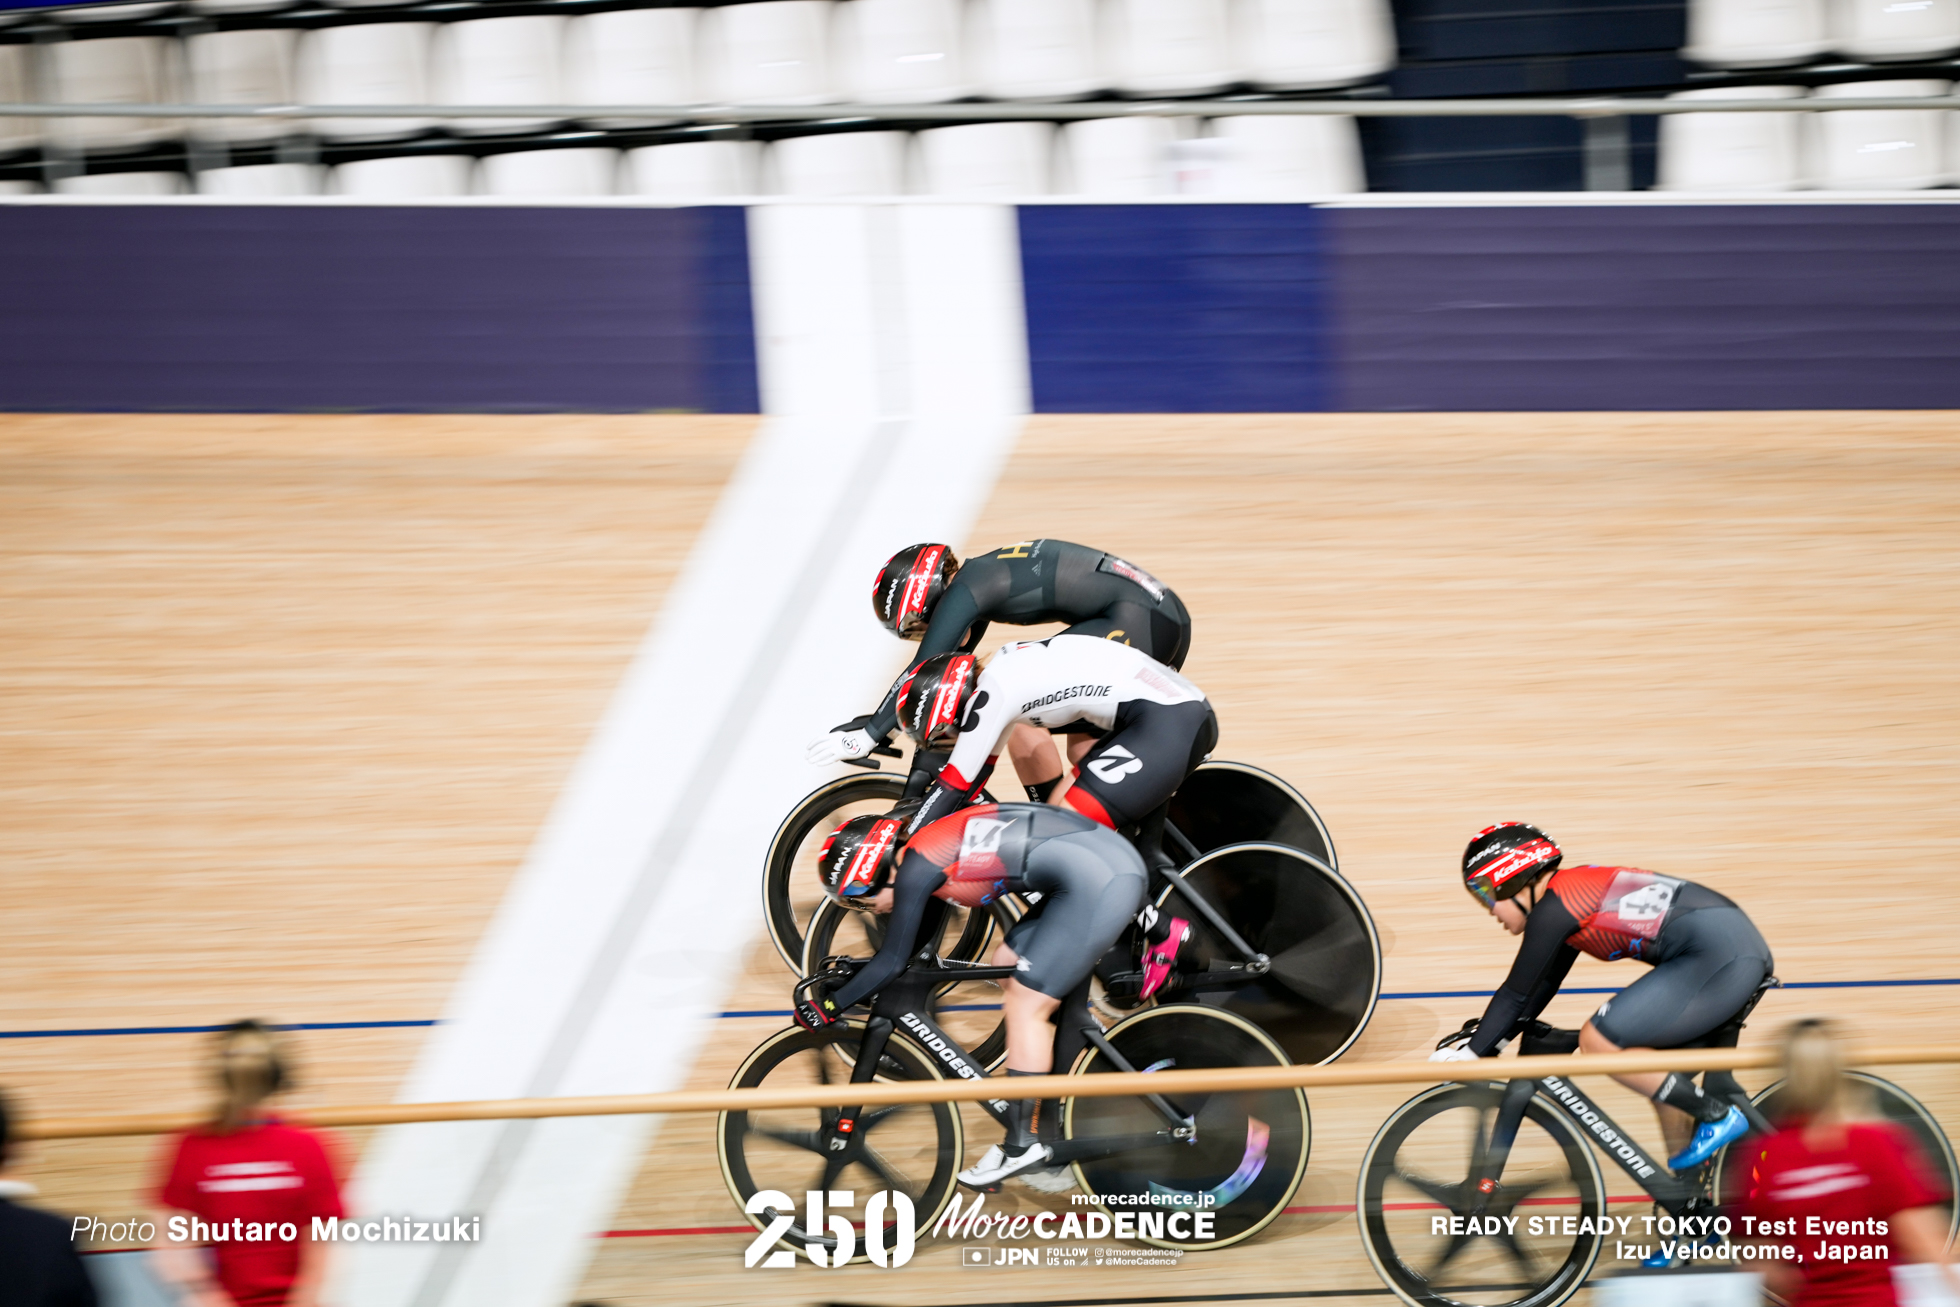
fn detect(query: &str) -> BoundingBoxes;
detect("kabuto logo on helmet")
[1463,822,1561,903]
[897,546,946,634]
[1484,840,1559,885]
[875,544,957,639]
[838,818,900,894]
[897,653,976,747]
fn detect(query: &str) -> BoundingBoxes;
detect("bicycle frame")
[1477,1068,1775,1218]
[809,900,1199,1182]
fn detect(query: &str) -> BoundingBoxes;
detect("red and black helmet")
[895,652,979,749]
[818,813,905,908]
[874,544,960,640]
[1462,822,1563,907]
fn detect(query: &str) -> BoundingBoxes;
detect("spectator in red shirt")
[151,1021,344,1307]
[1742,1019,1958,1307]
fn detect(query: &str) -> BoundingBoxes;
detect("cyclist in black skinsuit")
[806,540,1192,801]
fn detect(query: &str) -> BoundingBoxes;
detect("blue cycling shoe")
[1667,1105,1748,1172]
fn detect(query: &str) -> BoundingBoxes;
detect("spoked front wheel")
[1154,842,1382,1067]
[1358,1082,1606,1307]
[718,1021,963,1264]
[1065,1005,1309,1251]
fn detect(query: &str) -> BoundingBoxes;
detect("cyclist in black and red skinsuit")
[805,540,1192,801]
[1438,822,1774,1175]
[796,802,1148,1193]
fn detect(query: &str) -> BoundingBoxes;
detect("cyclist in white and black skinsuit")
[897,635,1219,850]
[807,540,1193,802]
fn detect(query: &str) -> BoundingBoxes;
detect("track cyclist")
[806,540,1192,803]
[795,801,1148,1192]
[1436,822,1775,1174]
[894,636,1217,857]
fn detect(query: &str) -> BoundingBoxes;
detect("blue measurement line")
[5,979,1952,1037]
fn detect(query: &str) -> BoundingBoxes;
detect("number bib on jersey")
[1591,869,1683,941]
[942,813,1026,906]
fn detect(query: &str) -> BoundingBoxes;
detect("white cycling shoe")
[959,1142,1052,1190]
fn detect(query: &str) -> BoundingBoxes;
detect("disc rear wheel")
[1065,1005,1309,1251]
[1154,843,1381,1066]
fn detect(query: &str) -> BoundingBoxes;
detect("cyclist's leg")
[961,828,1146,1186]
[1063,700,1217,836]
[1583,908,1772,1151]
[1005,723,1065,801]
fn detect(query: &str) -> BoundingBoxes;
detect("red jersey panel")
[1546,864,1684,962]
[1740,1120,1945,1307]
[156,1118,344,1307]
[907,804,1016,907]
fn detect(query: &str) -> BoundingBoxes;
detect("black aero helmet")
[874,544,960,640]
[818,813,905,908]
[895,652,979,749]
[1462,822,1563,908]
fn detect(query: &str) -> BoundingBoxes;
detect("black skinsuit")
[862,539,1192,744]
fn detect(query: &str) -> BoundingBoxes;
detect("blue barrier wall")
[1018,205,1337,413]
[1019,202,1960,413]
[1331,204,1960,411]
[0,206,757,413]
[6,200,1958,414]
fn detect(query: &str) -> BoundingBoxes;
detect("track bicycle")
[719,894,1312,1263]
[1356,982,1959,1307]
[769,751,1376,1062]
[762,751,1339,972]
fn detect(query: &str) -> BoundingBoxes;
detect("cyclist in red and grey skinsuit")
[822,802,1147,1191]
[1450,824,1774,1172]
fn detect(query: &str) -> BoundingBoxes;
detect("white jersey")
[942,635,1206,787]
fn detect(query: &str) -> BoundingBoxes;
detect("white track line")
[334,202,1028,1307]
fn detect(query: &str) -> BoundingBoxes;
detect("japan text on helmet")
[818,813,905,908]
[875,544,960,640]
[896,652,978,749]
[1462,822,1563,907]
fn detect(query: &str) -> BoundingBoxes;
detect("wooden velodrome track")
[4,411,1958,1306]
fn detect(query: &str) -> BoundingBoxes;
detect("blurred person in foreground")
[151,1021,343,1307]
[1742,1018,1959,1307]
[0,1087,99,1306]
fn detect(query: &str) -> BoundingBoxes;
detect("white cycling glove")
[1429,1046,1480,1063]
[807,728,875,766]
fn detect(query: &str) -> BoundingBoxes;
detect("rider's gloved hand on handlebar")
[807,727,877,766]
[1429,1046,1481,1062]
[794,989,840,1031]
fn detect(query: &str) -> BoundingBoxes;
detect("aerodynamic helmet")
[874,544,959,640]
[1462,822,1563,908]
[895,652,978,749]
[818,813,905,908]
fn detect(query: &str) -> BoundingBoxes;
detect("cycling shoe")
[1139,917,1192,1001]
[1667,1105,1748,1172]
[960,1142,1052,1190]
